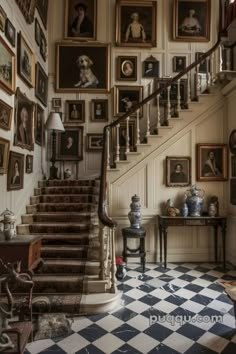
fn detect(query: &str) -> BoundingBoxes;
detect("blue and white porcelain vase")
[185,185,205,217]
[128,194,142,228]
[181,202,189,217]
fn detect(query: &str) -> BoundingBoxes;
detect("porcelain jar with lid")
[0,209,16,240]
[185,185,205,217]
[128,194,142,228]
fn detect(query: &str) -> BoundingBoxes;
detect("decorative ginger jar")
[181,202,189,217]
[185,185,205,217]
[128,194,142,228]
[208,202,217,217]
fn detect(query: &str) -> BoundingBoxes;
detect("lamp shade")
[45,112,65,131]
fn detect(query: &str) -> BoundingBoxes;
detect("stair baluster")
[176,79,181,117]
[126,116,130,154]
[110,227,117,293]
[146,102,150,137]
[107,127,111,169]
[167,86,171,123]
[136,109,140,145]
[99,223,106,280]
[187,72,191,107]
[116,124,120,162]
[194,64,200,101]
[210,52,214,86]
[156,94,161,129]
[205,57,210,93]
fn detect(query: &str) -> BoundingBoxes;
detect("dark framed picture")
[0,5,7,32]
[91,99,108,122]
[65,100,85,124]
[15,0,36,24]
[25,155,33,174]
[35,62,48,107]
[35,103,44,146]
[14,87,35,151]
[57,125,83,161]
[40,28,47,61]
[0,36,16,95]
[35,18,41,46]
[229,129,236,155]
[156,78,188,106]
[64,0,97,41]
[173,56,187,72]
[52,98,62,110]
[116,0,157,47]
[143,55,159,78]
[56,42,110,93]
[173,0,211,42]
[114,85,143,117]
[230,179,236,205]
[86,134,103,151]
[196,144,228,181]
[117,56,137,81]
[5,19,16,47]
[36,0,48,29]
[166,156,191,187]
[0,99,13,131]
[7,151,24,191]
[231,156,236,177]
[17,31,35,88]
[0,137,10,174]
[195,52,210,73]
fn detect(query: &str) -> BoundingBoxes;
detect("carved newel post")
[128,194,142,228]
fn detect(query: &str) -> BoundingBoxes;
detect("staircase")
[16,178,120,314]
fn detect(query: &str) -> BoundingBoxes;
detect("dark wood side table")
[0,234,42,273]
[122,227,146,272]
[157,216,227,269]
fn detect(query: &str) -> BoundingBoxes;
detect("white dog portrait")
[74,55,99,88]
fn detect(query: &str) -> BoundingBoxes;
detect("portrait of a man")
[17,106,31,145]
[7,151,24,191]
[143,58,159,78]
[57,126,83,161]
[26,155,33,173]
[166,157,191,186]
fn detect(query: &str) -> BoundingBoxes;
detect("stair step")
[35,186,96,195]
[32,274,84,293]
[24,212,94,223]
[29,222,91,234]
[38,179,99,188]
[37,259,100,274]
[41,245,89,258]
[31,194,98,204]
[27,203,96,213]
[41,233,90,244]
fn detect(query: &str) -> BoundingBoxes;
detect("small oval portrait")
[229,129,236,154]
[121,60,134,77]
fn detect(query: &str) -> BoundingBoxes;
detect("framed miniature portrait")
[52,98,62,110]
[116,0,157,47]
[15,0,36,24]
[166,156,191,187]
[14,87,35,151]
[231,156,236,178]
[64,0,97,41]
[0,99,13,131]
[229,129,236,155]
[5,19,16,47]
[86,134,103,151]
[25,155,33,174]
[173,0,211,42]
[0,5,7,32]
[173,56,187,72]
[35,103,44,146]
[56,42,110,93]
[0,36,16,95]
[40,28,47,61]
[117,56,137,81]
[7,151,24,191]
[36,0,48,29]
[143,55,159,78]
[35,62,48,107]
[35,18,41,46]
[114,85,143,117]
[57,125,83,161]
[0,137,10,174]
[91,99,108,122]
[17,32,35,88]
[65,100,85,124]
[230,179,236,205]
[196,144,228,181]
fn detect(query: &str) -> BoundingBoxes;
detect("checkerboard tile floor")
[26,263,236,354]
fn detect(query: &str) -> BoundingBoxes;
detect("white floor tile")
[163,332,194,353]
[192,278,212,288]
[197,332,229,353]
[146,278,167,288]
[124,278,144,288]
[71,317,93,332]
[57,333,89,353]
[165,270,183,278]
[207,299,233,313]
[26,339,55,354]
[180,300,205,314]
[126,314,150,331]
[126,300,150,314]
[93,333,124,353]
[128,333,160,353]
[153,299,178,314]
[96,315,124,332]
[199,288,221,299]
[125,288,147,300]
[126,270,141,278]
[144,269,163,277]
[187,270,204,278]
[169,278,189,288]
[174,288,197,300]
[182,263,199,269]
[149,288,171,300]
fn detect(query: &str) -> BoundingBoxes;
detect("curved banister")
[98,33,222,228]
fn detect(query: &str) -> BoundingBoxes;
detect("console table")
[157,216,227,269]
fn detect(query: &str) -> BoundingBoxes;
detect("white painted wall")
[0,0,47,223]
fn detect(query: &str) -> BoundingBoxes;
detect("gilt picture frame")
[7,151,24,191]
[36,0,48,29]
[17,31,35,88]
[25,155,33,174]
[114,85,143,117]
[65,100,85,124]
[0,137,10,174]
[0,36,16,95]
[0,5,7,32]
[5,19,16,47]
[91,99,108,122]
[173,56,187,72]
[35,62,48,107]
[166,156,191,187]
[86,134,103,151]
[57,125,83,161]
[117,56,137,81]
[35,103,44,146]
[173,0,211,42]
[116,0,157,48]
[15,0,36,24]
[0,99,13,131]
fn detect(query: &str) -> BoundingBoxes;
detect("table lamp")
[45,112,64,179]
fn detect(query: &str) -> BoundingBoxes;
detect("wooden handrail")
[98,33,222,228]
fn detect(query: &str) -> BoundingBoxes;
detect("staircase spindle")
[146,102,150,137]
[115,124,120,162]
[156,94,161,129]
[210,52,214,86]
[106,128,110,169]
[99,223,106,280]
[176,79,181,116]
[219,44,223,72]
[126,116,130,153]
[110,227,117,293]
[136,109,140,144]
[206,57,210,93]
[187,72,191,107]
[167,86,171,123]
[194,65,200,101]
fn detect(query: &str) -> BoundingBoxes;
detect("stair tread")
[43,259,99,265]
[30,222,91,225]
[29,212,95,216]
[33,275,84,281]
[38,233,91,238]
[41,245,89,250]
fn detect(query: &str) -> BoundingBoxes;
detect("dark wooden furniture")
[122,227,146,272]
[157,216,227,269]
[0,234,42,273]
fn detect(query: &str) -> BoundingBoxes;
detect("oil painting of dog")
[56,42,110,93]
[115,85,143,117]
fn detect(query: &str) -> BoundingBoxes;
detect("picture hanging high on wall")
[17,31,35,88]
[36,0,48,29]
[0,36,16,95]
[35,62,48,107]
[0,137,10,174]
[7,150,24,191]
[0,99,13,131]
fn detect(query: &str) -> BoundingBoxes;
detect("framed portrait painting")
[40,28,47,61]
[173,56,187,72]
[36,0,48,29]
[91,99,108,122]
[143,55,159,78]
[57,125,83,161]
[196,144,228,181]
[52,98,62,110]
[35,18,41,46]
[35,103,44,146]
[116,0,157,47]
[64,0,97,41]
[25,155,33,173]
[56,42,110,93]
[0,5,7,32]
[0,99,13,131]
[230,179,236,205]
[86,134,103,151]
[65,100,85,124]
[166,156,191,187]
[114,85,143,117]
[117,56,137,81]
[5,19,16,47]
[17,32,35,88]
[15,0,36,24]
[14,87,35,151]
[173,0,211,42]
[7,151,24,191]
[0,137,10,174]
[0,36,16,95]
[35,62,48,107]
[231,156,236,178]
[229,129,236,155]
